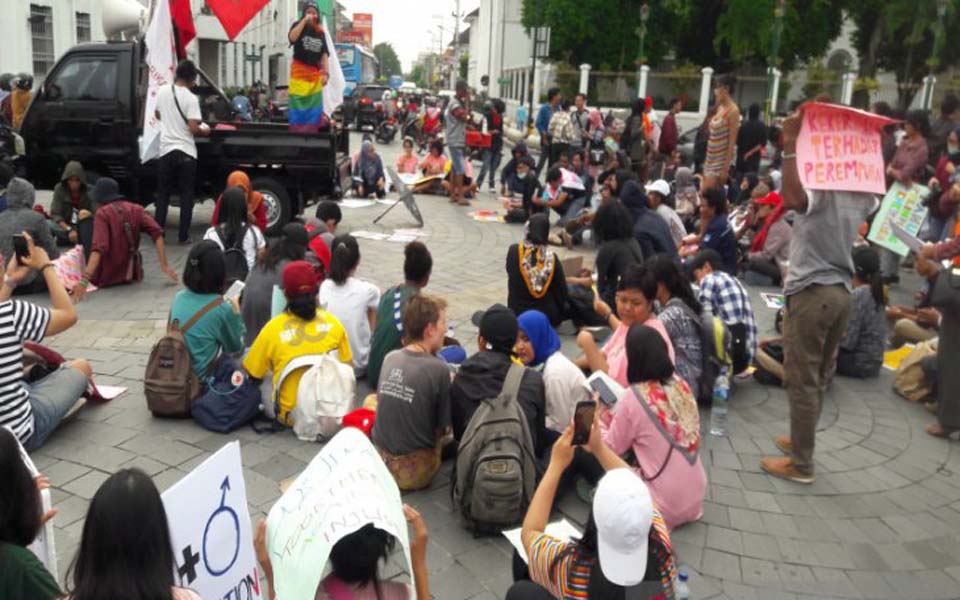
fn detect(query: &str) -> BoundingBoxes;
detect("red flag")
[169,0,195,58]
[205,0,271,40]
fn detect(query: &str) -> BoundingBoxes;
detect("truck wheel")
[251,177,291,235]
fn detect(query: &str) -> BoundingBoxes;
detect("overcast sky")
[336,0,480,72]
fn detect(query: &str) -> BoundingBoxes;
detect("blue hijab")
[517,310,562,367]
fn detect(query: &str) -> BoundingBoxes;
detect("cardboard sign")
[162,442,262,600]
[266,428,413,599]
[867,182,930,257]
[796,103,895,195]
[16,437,57,576]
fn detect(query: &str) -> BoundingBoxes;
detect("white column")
[579,63,591,95]
[699,67,714,115]
[533,64,543,107]
[921,75,937,111]
[637,64,650,99]
[841,71,856,106]
[770,68,782,113]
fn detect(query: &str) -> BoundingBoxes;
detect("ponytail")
[286,294,317,321]
[869,271,885,310]
[329,234,360,285]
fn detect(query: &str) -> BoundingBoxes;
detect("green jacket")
[49,161,92,226]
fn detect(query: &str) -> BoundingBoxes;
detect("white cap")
[593,468,653,586]
[645,179,671,198]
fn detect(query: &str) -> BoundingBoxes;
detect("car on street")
[345,84,391,130]
[17,40,349,233]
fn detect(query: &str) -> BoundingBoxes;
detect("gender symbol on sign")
[202,476,241,576]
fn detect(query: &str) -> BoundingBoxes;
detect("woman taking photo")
[506,213,570,327]
[509,425,677,600]
[66,469,200,600]
[0,428,60,600]
[598,324,707,530]
[204,186,267,271]
[319,234,381,376]
[169,241,245,377]
[702,74,740,191]
[241,223,310,346]
[243,260,352,425]
[648,255,705,402]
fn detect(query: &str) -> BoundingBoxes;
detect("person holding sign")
[67,469,201,600]
[759,106,878,484]
[0,428,61,600]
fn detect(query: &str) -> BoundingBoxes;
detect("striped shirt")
[0,301,51,444]
[528,511,677,599]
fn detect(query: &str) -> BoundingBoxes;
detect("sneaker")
[774,435,792,455]
[488,187,496,194]
[760,456,815,484]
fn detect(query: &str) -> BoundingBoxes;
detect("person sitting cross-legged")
[372,293,453,491]
[0,232,91,451]
[71,178,179,302]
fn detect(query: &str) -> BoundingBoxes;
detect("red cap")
[644,97,653,109]
[282,260,319,297]
[755,191,782,207]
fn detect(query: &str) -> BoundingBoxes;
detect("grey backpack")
[453,363,537,533]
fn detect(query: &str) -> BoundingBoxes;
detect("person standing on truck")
[444,80,471,207]
[287,0,330,134]
[153,60,208,245]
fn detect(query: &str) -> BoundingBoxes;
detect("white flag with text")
[141,0,176,162]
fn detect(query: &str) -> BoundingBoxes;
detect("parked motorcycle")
[375,116,398,144]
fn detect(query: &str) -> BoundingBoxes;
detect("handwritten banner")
[867,182,930,256]
[796,103,895,195]
[266,428,413,600]
[162,442,262,600]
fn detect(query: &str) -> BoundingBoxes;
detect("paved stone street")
[24,132,960,599]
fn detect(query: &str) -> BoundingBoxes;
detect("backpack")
[677,301,732,404]
[273,354,356,441]
[144,298,223,417]
[453,364,537,533]
[893,338,938,402]
[190,355,262,432]
[216,225,250,284]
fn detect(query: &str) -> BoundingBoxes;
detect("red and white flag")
[204,0,270,40]
[140,0,176,162]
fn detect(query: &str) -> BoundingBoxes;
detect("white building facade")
[0,0,109,81]
[465,0,533,100]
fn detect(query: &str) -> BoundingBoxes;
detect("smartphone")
[224,279,245,301]
[12,234,28,265]
[572,400,595,446]
[590,377,619,408]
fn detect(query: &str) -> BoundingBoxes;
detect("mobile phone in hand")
[572,400,595,446]
[12,234,29,265]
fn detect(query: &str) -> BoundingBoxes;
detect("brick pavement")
[22,133,960,599]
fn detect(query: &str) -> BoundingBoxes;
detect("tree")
[848,0,960,109]
[409,64,427,88]
[373,42,402,79]
[459,53,469,80]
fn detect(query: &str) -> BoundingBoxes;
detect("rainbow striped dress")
[288,24,328,133]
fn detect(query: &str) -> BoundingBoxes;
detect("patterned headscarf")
[517,214,556,299]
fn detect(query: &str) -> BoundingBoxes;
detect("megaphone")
[102,0,147,39]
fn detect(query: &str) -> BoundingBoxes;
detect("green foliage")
[459,53,469,80]
[373,42,403,78]
[801,59,839,99]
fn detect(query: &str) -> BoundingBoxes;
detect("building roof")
[465,7,480,19]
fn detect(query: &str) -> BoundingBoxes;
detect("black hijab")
[619,180,650,220]
[526,213,550,245]
[626,324,675,384]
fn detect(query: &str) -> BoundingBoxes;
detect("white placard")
[162,442,262,600]
[16,436,57,576]
[503,519,582,564]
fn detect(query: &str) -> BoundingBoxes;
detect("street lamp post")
[922,0,950,110]
[765,0,786,123]
[635,4,649,67]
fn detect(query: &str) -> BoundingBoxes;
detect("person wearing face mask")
[576,264,675,387]
[926,127,960,242]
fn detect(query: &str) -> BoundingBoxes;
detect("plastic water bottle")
[676,570,691,600]
[709,368,730,436]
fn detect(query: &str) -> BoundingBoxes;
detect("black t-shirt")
[289,21,329,65]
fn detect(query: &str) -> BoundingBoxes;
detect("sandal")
[925,423,960,439]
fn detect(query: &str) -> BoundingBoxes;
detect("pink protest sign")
[796,103,896,195]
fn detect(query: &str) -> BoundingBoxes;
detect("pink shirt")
[601,382,706,530]
[315,575,411,599]
[602,318,676,387]
[396,154,419,174]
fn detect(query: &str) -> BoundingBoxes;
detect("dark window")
[45,56,118,101]
[76,12,91,43]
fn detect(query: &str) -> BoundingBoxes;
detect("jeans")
[742,259,782,286]
[553,190,588,228]
[783,284,851,474]
[535,139,550,176]
[156,149,198,242]
[23,366,88,451]
[477,148,502,189]
[448,146,466,175]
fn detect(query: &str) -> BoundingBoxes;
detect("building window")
[233,43,238,87]
[29,4,55,78]
[219,42,227,87]
[76,12,91,43]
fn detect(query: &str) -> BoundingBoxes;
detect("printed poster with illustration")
[867,182,930,257]
[266,427,414,599]
[796,103,896,195]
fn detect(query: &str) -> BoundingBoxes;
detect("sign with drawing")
[162,442,262,600]
[796,103,896,195]
[867,181,930,257]
[265,427,413,599]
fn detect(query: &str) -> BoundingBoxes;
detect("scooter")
[375,116,398,144]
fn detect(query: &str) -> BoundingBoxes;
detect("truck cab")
[20,40,349,234]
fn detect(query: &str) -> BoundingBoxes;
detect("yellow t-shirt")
[243,308,352,423]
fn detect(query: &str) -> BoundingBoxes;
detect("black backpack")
[216,224,249,284]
